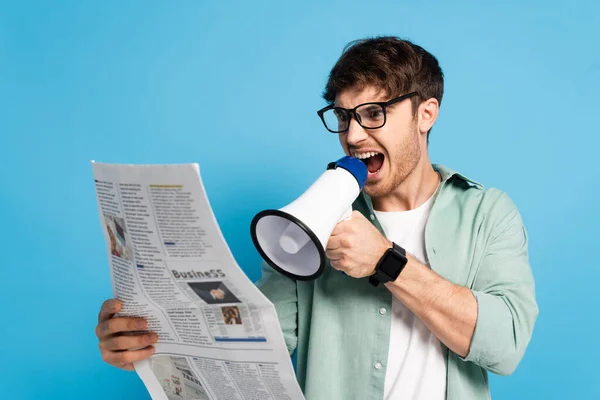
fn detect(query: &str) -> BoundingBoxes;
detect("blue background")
[1,1,598,399]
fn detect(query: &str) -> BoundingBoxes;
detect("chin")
[363,181,389,199]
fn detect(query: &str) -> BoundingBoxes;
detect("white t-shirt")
[374,192,447,400]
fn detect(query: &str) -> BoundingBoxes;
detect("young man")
[96,37,538,400]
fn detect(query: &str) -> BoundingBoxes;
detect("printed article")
[92,162,305,400]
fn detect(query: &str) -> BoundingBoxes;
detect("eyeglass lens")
[322,103,385,132]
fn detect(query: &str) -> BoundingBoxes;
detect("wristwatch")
[369,242,408,287]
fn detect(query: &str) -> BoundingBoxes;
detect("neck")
[372,156,440,212]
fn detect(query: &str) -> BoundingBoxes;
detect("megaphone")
[250,156,368,281]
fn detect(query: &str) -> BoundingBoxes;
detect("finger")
[98,299,122,323]
[326,249,343,262]
[352,210,365,219]
[101,332,158,352]
[326,236,341,251]
[102,345,156,367]
[119,363,135,371]
[98,317,148,339]
[330,226,342,237]
[330,220,349,237]
[328,235,354,252]
[329,258,343,271]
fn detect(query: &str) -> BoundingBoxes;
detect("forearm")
[384,256,477,357]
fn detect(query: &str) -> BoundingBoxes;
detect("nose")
[344,117,369,147]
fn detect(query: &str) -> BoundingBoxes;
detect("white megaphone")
[250,156,368,281]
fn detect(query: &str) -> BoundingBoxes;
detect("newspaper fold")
[92,162,305,400]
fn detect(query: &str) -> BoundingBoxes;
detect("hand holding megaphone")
[250,156,367,281]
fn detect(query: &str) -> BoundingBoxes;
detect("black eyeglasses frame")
[316,91,419,133]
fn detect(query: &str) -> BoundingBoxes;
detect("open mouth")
[352,151,385,175]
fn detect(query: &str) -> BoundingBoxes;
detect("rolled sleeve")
[460,192,539,376]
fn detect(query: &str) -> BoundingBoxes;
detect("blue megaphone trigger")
[327,156,368,190]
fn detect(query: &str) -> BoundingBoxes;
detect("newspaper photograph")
[92,162,305,400]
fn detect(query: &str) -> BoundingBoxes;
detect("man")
[95,36,538,399]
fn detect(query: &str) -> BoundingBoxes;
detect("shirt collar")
[433,164,483,188]
[355,164,482,212]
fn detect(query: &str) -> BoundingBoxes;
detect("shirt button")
[379,308,387,315]
[374,362,382,370]
[370,214,375,220]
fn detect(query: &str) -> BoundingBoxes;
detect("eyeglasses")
[317,91,418,133]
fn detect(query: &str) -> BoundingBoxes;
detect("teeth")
[352,151,379,159]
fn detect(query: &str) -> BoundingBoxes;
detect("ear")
[418,98,439,135]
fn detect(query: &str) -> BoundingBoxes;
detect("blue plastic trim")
[333,155,368,189]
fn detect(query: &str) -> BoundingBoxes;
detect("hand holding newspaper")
[92,162,305,400]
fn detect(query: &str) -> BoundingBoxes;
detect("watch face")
[380,248,407,280]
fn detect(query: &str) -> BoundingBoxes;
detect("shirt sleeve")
[255,261,299,356]
[460,190,539,376]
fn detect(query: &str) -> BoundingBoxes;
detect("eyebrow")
[335,100,371,108]
[338,93,392,106]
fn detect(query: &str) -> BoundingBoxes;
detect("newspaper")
[92,162,305,400]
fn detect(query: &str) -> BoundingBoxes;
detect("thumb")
[352,210,366,220]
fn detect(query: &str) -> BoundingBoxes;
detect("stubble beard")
[364,123,421,200]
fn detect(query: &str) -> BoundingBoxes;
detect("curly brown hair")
[323,36,444,137]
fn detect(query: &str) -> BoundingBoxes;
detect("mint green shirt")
[257,164,538,400]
